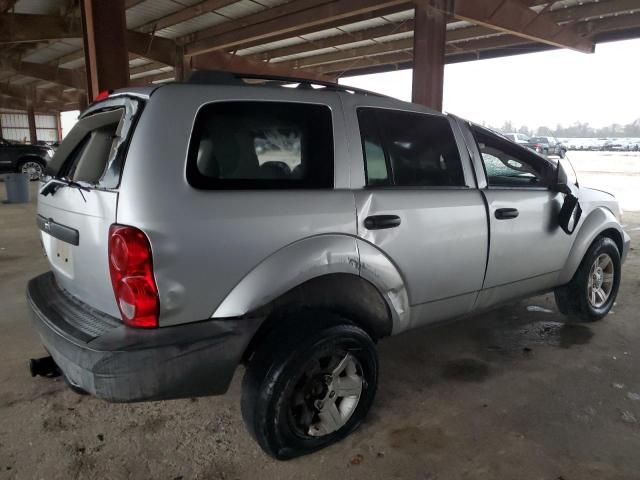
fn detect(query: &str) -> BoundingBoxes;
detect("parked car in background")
[530,136,567,157]
[0,138,54,180]
[27,77,630,459]
[504,132,531,145]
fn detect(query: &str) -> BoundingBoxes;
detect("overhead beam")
[247,20,416,62]
[183,0,412,55]
[180,0,336,49]
[0,0,18,13]
[136,0,240,33]
[0,58,86,89]
[189,50,333,82]
[0,14,81,43]
[450,0,594,53]
[126,30,177,65]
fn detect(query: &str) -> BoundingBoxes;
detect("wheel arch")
[558,207,625,284]
[16,155,46,168]
[240,273,393,362]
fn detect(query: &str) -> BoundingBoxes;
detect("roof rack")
[187,70,388,98]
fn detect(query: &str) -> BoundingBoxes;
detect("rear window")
[186,101,334,189]
[47,97,143,189]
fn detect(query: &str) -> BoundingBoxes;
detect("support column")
[81,0,130,100]
[27,99,37,145]
[174,45,191,82]
[56,112,63,141]
[411,0,447,111]
[79,95,88,112]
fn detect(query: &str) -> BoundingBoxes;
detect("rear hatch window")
[38,96,143,317]
[46,96,142,188]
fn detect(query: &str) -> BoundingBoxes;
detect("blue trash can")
[4,173,31,204]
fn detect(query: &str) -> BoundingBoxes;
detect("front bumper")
[27,272,261,402]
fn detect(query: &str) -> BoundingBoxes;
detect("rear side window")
[357,108,465,187]
[187,102,334,189]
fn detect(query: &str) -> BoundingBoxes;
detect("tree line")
[495,119,640,138]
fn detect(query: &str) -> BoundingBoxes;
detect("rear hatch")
[38,95,144,317]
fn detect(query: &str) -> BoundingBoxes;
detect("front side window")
[357,108,465,187]
[187,102,333,189]
[473,127,554,188]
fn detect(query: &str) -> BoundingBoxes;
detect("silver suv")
[27,74,630,459]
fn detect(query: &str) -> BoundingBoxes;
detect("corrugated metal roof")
[2,0,640,112]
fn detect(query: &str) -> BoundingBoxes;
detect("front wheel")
[241,313,378,460]
[554,236,621,321]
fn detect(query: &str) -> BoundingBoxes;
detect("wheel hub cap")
[588,254,614,308]
[290,352,364,438]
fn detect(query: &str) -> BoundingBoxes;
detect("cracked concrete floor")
[1,185,639,480]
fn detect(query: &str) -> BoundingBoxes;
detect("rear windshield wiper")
[40,177,91,202]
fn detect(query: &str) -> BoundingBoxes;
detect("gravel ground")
[0,181,639,480]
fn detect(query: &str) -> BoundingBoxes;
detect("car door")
[457,121,575,308]
[341,95,488,329]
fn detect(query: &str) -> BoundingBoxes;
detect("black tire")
[554,236,621,322]
[17,157,45,181]
[241,312,378,460]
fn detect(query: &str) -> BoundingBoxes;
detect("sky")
[61,38,640,136]
[341,38,640,130]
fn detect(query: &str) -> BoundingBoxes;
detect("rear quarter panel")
[116,84,356,326]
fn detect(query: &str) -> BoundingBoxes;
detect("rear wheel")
[241,312,378,460]
[554,236,620,321]
[18,159,44,181]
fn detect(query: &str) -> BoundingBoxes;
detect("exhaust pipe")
[29,356,61,378]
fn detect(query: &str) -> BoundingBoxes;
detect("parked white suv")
[27,73,630,459]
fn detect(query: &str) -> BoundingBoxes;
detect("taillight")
[108,224,159,328]
[94,90,112,101]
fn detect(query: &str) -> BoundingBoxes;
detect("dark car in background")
[529,136,567,157]
[0,138,53,180]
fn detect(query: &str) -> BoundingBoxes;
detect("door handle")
[364,214,401,230]
[495,208,519,220]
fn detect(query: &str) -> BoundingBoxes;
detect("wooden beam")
[248,20,416,62]
[0,14,82,43]
[0,0,18,13]
[450,0,594,53]
[0,59,86,89]
[82,0,130,99]
[189,50,333,81]
[27,97,37,143]
[183,0,412,55]
[0,83,74,108]
[277,37,413,69]
[316,33,535,74]
[412,0,446,110]
[126,30,177,65]
[136,0,240,33]
[181,0,336,49]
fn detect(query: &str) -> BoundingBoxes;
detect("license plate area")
[50,239,74,277]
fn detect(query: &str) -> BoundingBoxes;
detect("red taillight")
[94,90,112,101]
[108,225,159,328]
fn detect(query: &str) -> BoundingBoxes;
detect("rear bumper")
[27,272,261,402]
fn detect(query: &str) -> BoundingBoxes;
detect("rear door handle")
[364,214,401,230]
[495,208,519,220]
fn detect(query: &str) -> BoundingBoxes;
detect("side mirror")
[552,160,582,234]
[549,161,571,194]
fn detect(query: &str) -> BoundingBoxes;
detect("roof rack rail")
[187,70,388,98]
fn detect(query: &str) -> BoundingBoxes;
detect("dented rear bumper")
[27,272,260,402]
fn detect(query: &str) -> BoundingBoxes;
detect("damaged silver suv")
[27,73,630,459]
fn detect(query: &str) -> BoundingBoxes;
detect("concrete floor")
[1,185,639,480]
